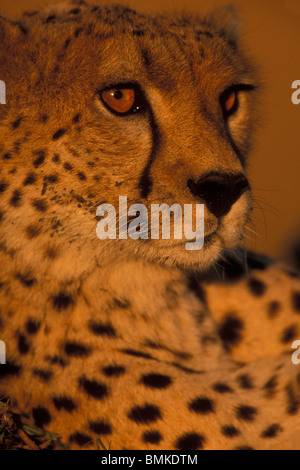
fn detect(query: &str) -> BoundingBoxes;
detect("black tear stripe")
[138,109,160,199]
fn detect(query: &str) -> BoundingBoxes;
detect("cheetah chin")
[0,1,300,451]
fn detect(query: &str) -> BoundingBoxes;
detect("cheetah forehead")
[4,1,252,74]
[0,2,256,122]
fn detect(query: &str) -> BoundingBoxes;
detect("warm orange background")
[1,0,300,261]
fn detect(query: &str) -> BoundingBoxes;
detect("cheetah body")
[0,1,300,450]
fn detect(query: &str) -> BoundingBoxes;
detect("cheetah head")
[0,2,257,275]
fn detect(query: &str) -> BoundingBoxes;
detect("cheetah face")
[0,5,257,272]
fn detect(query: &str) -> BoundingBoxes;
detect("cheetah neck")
[1,228,226,371]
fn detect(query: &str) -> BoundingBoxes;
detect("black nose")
[187,172,250,218]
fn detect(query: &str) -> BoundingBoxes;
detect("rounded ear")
[204,5,239,45]
[0,15,26,44]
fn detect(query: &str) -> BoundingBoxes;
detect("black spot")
[0,181,9,193]
[78,377,108,400]
[2,152,11,160]
[14,269,35,287]
[237,374,254,389]
[141,48,152,68]
[218,314,243,350]
[88,321,116,337]
[69,8,81,14]
[74,27,83,37]
[44,174,58,184]
[50,218,62,230]
[196,30,214,38]
[63,38,71,49]
[281,325,297,344]
[23,173,37,185]
[0,361,21,378]
[263,374,278,397]
[261,423,282,438]
[32,406,51,428]
[10,189,22,207]
[175,432,205,450]
[140,373,172,389]
[45,15,56,23]
[189,397,214,414]
[32,198,48,212]
[77,172,86,181]
[53,396,77,412]
[268,301,281,318]
[221,425,240,437]
[292,292,300,313]
[69,432,92,447]
[45,246,58,259]
[142,430,162,444]
[33,150,46,168]
[21,13,41,30]
[64,341,91,357]
[38,242,52,263]
[17,333,30,355]
[41,114,49,122]
[45,355,66,367]
[113,298,130,309]
[248,278,266,296]
[41,182,48,196]
[51,292,74,310]
[63,162,73,170]
[33,369,53,382]
[73,113,81,123]
[102,365,125,377]
[75,194,85,204]
[89,420,112,435]
[12,117,22,129]
[25,224,41,239]
[236,405,257,421]
[121,349,154,360]
[13,141,21,153]
[132,30,144,36]
[52,154,60,163]
[285,383,299,414]
[52,129,66,140]
[128,404,161,424]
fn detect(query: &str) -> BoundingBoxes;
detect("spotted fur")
[0,1,300,450]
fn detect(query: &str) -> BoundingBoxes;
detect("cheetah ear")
[0,15,26,44]
[204,5,239,45]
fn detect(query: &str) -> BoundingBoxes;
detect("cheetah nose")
[187,172,250,218]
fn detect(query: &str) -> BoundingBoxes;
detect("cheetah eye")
[100,84,146,116]
[220,88,239,118]
[220,84,255,120]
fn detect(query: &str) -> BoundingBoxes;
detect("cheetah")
[0,0,300,450]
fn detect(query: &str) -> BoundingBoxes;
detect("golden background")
[1,0,300,262]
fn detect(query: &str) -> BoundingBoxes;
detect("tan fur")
[0,1,300,450]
